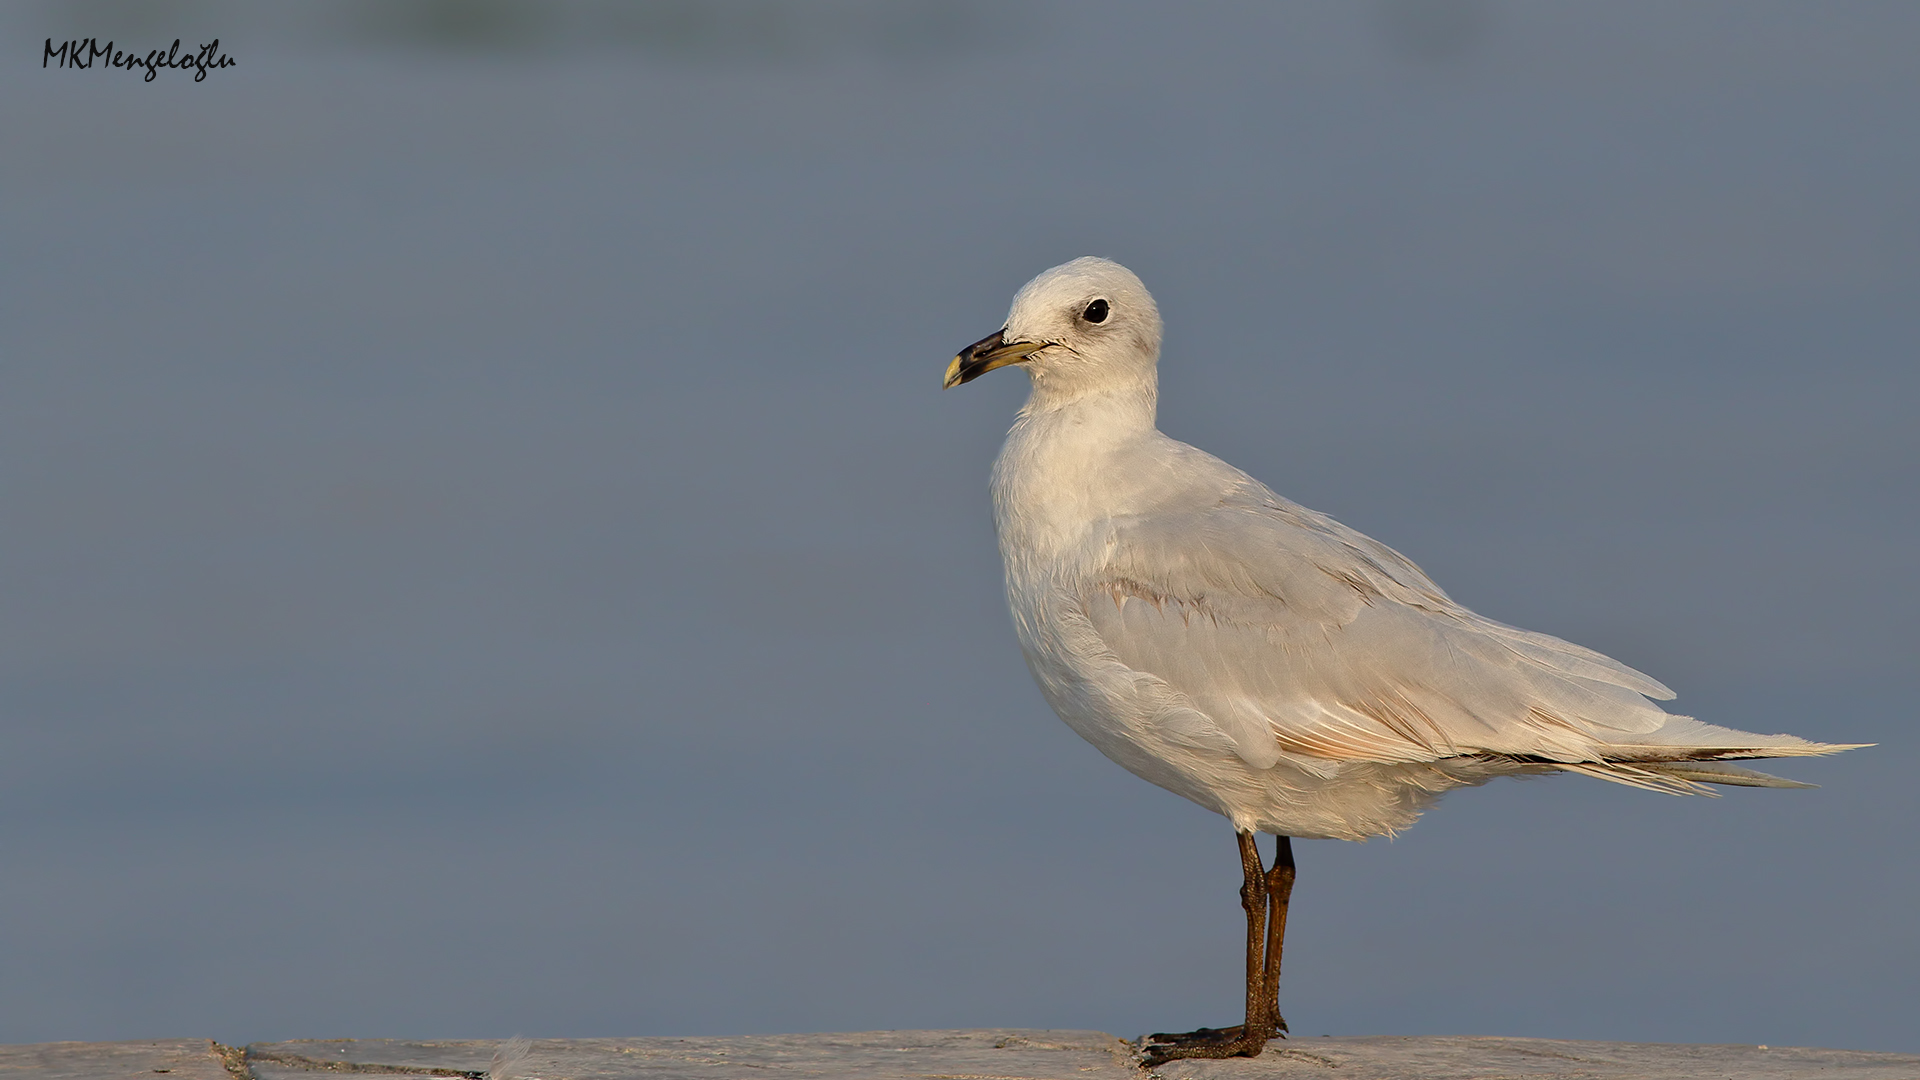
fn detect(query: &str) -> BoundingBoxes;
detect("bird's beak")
[943,330,1047,389]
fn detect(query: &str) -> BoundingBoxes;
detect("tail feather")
[1554,760,1716,796]
[1551,739,1869,795]
[1638,760,1819,790]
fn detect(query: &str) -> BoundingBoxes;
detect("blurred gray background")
[3,0,1916,1055]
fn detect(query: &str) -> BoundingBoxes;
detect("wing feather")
[1083,482,1682,769]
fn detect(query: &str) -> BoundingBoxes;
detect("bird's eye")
[1082,299,1109,323]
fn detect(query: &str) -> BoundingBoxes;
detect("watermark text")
[44,38,235,82]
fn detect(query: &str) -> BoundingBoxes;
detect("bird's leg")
[1140,830,1278,1066]
[1235,829,1272,1043]
[1260,835,1295,1038]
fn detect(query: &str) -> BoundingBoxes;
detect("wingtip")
[1803,741,1875,756]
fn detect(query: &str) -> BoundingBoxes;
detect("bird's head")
[944,257,1162,395]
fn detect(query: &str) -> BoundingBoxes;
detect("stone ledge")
[4,1031,1917,1080]
[1143,1034,1920,1079]
[0,1039,235,1080]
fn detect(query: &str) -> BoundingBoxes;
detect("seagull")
[943,257,1864,1067]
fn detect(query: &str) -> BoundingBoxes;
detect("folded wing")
[1082,481,1841,779]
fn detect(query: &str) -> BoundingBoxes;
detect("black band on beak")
[944,331,1047,389]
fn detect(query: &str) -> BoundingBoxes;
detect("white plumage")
[954,257,1860,842]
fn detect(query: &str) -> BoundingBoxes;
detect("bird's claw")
[1138,1019,1286,1067]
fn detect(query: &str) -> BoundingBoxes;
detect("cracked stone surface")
[1146,1035,1920,1079]
[5,1032,1920,1079]
[243,1030,1140,1080]
[0,1039,234,1080]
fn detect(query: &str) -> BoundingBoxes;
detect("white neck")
[1020,367,1159,426]
[992,370,1167,571]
